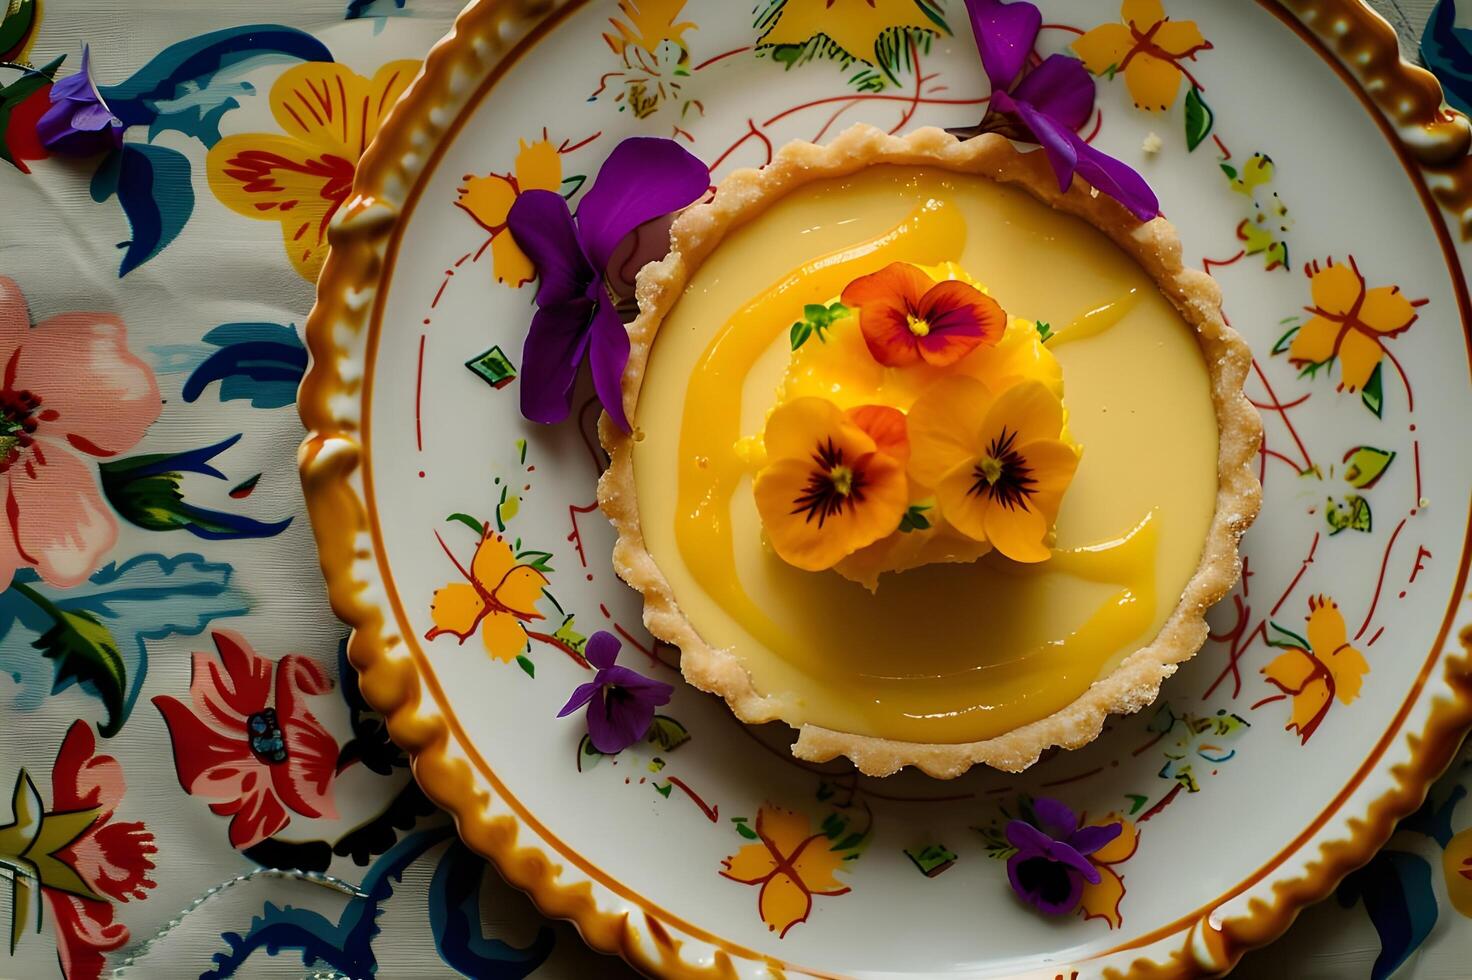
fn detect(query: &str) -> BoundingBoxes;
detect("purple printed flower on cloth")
[507,137,708,431]
[950,0,1159,222]
[35,46,125,156]
[1005,797,1122,915]
[557,631,674,753]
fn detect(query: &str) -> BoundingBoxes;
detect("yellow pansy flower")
[1073,0,1211,112]
[206,60,420,282]
[907,377,1079,563]
[455,139,564,288]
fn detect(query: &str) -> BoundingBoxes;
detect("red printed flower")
[841,262,1006,368]
[44,721,158,980]
[153,631,340,849]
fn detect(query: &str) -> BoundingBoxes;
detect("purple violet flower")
[507,137,708,431]
[1005,797,1122,916]
[557,631,674,754]
[35,46,125,157]
[950,0,1159,222]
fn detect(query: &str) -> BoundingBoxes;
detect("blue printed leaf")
[1422,0,1472,118]
[346,0,410,19]
[0,554,248,734]
[1336,849,1439,980]
[98,435,293,540]
[182,323,307,408]
[429,841,554,978]
[90,142,194,277]
[99,26,332,145]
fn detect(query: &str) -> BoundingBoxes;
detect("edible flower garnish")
[35,46,125,156]
[908,377,1078,562]
[840,262,1006,368]
[753,398,910,571]
[1005,797,1123,916]
[558,631,673,754]
[507,136,708,431]
[949,0,1159,222]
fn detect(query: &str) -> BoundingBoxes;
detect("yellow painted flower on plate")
[426,529,548,663]
[1073,0,1212,112]
[603,0,697,62]
[456,138,564,288]
[907,377,1079,563]
[1288,256,1424,394]
[753,397,910,572]
[719,804,850,937]
[758,0,942,74]
[1260,595,1368,743]
[206,60,420,282]
[1078,814,1138,929]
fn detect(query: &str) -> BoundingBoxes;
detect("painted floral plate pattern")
[300,1,1472,976]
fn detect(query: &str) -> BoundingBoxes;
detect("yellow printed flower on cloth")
[1072,0,1211,112]
[1261,595,1369,743]
[719,804,851,937]
[426,529,549,663]
[907,377,1079,563]
[456,139,564,287]
[758,0,940,65]
[1288,256,1424,394]
[753,397,910,572]
[1078,815,1139,929]
[207,60,420,282]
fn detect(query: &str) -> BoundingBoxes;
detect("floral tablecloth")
[0,1,1468,978]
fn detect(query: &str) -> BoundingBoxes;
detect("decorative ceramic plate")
[299,1,1472,976]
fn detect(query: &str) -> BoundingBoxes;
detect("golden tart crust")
[598,124,1262,778]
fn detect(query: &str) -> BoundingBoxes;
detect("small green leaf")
[898,504,932,534]
[1103,62,1120,80]
[576,735,605,772]
[1361,363,1385,418]
[1034,320,1053,343]
[820,812,847,839]
[1219,162,1238,180]
[465,346,518,389]
[804,303,830,321]
[33,605,128,737]
[1125,793,1149,815]
[517,550,555,573]
[646,714,691,752]
[1266,621,1311,651]
[654,782,673,798]
[833,831,866,852]
[1184,87,1214,152]
[560,174,587,200]
[552,615,587,655]
[733,817,760,840]
[903,843,957,877]
[1343,447,1396,490]
[790,320,814,350]
[446,513,486,534]
[1272,325,1300,355]
[1326,495,1373,536]
[515,655,535,678]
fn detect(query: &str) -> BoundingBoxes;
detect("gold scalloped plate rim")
[297,1,1472,976]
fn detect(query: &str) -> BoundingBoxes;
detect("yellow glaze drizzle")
[634,168,1218,742]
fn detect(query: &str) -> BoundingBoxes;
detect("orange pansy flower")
[753,398,910,571]
[841,262,1006,368]
[907,377,1079,563]
[206,60,420,282]
[1288,256,1424,394]
[426,528,549,663]
[1078,815,1139,929]
[1261,595,1369,743]
[456,138,565,288]
[719,804,851,937]
[1072,0,1211,112]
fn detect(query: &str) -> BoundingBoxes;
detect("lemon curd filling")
[632,167,1219,743]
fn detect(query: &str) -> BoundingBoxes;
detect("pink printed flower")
[153,631,341,850]
[0,277,161,590]
[44,721,157,980]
